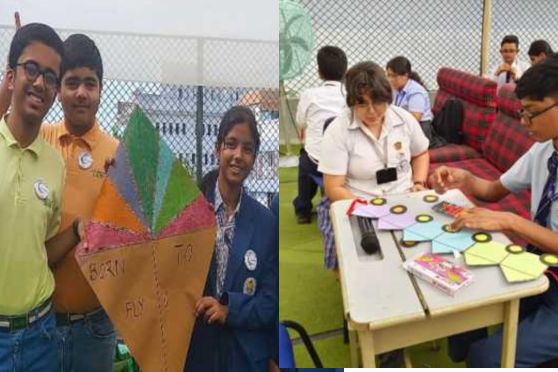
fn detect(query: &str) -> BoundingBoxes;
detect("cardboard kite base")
[76,227,215,372]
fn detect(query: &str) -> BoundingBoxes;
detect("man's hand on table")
[450,207,514,232]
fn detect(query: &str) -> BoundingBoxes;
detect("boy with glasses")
[486,34,531,89]
[0,23,80,372]
[0,24,118,371]
[430,58,558,367]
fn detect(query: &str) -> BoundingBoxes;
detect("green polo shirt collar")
[0,116,44,157]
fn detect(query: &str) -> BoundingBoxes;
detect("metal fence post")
[195,86,204,184]
[195,39,205,184]
[480,0,493,76]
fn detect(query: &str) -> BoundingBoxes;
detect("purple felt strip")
[107,145,148,229]
[377,212,416,230]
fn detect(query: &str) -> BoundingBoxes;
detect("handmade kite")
[75,107,216,372]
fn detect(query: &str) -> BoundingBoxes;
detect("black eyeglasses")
[517,102,558,123]
[16,60,59,89]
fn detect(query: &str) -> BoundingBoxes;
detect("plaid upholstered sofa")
[429,70,534,221]
[429,67,498,163]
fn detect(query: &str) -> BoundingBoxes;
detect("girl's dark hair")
[202,106,260,198]
[386,56,425,88]
[199,168,219,199]
[215,105,261,155]
[345,61,392,107]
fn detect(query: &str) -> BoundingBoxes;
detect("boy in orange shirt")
[42,34,119,372]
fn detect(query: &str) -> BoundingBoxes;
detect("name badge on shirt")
[78,151,93,170]
[244,249,257,271]
[34,179,49,200]
[376,167,397,184]
[243,277,257,296]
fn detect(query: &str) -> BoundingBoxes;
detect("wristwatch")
[413,180,426,187]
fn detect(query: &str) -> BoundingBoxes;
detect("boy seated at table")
[429,57,558,367]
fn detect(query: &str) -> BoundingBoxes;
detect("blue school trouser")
[449,277,558,367]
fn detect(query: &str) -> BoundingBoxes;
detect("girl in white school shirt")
[317,61,430,270]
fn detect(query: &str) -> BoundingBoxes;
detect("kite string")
[151,242,169,372]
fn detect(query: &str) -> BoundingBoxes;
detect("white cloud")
[0,0,277,41]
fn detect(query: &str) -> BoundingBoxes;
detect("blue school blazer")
[185,189,278,372]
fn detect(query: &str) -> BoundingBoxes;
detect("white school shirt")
[486,59,531,88]
[318,105,429,199]
[500,141,558,231]
[295,81,346,162]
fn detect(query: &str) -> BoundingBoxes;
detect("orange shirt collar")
[57,120,101,150]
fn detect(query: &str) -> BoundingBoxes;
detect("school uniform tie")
[395,91,406,106]
[526,151,558,265]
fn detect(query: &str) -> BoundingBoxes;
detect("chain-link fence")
[285,0,558,96]
[489,0,558,72]
[0,26,279,206]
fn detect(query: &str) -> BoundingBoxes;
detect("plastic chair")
[279,320,323,368]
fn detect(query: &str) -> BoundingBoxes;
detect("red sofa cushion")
[435,67,498,109]
[429,144,481,164]
[483,84,535,173]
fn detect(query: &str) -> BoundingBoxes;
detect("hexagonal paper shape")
[432,229,475,254]
[403,219,445,242]
[464,241,508,266]
[500,251,548,283]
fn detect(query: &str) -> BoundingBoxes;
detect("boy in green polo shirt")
[0,23,79,372]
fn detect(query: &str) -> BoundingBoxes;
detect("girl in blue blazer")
[185,106,278,372]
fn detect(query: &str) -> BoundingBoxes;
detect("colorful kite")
[75,107,216,372]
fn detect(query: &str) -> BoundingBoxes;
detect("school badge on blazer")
[243,277,257,296]
[244,249,257,271]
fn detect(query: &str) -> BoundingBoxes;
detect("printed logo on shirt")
[78,151,93,170]
[34,179,49,200]
[34,179,54,208]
